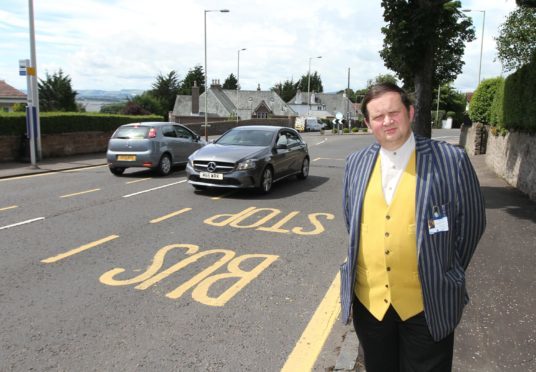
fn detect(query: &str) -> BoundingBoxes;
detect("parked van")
[295,117,324,132]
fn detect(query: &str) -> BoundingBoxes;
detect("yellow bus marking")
[281,272,341,372]
[41,235,119,263]
[150,208,192,223]
[0,205,18,211]
[211,190,237,200]
[60,188,101,198]
[126,178,151,184]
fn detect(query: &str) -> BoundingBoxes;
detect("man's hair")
[361,83,413,121]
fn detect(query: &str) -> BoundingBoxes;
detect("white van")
[295,117,324,132]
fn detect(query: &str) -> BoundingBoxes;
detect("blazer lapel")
[415,136,433,256]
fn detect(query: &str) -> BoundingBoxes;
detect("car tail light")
[143,162,153,167]
[148,128,157,138]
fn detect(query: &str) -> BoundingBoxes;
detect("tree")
[366,73,398,87]
[38,69,78,112]
[297,72,323,94]
[432,84,465,113]
[178,65,205,95]
[127,92,164,116]
[222,73,238,89]
[150,71,181,113]
[516,0,536,7]
[379,0,475,137]
[271,79,299,102]
[495,7,536,72]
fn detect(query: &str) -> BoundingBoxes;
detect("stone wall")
[460,123,488,155]
[485,131,536,201]
[0,136,21,162]
[0,131,114,162]
[178,118,293,137]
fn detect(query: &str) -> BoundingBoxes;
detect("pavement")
[0,153,108,179]
[1,148,534,372]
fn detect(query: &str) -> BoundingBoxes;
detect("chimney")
[211,79,221,88]
[257,83,261,91]
[192,81,199,114]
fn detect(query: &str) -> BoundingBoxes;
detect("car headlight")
[237,159,257,170]
[188,157,194,168]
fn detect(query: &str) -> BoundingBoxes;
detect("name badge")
[428,206,449,235]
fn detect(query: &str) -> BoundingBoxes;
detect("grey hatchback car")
[186,125,309,193]
[107,122,205,176]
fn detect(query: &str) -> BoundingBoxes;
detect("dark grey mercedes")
[186,126,309,193]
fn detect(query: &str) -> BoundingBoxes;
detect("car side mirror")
[276,143,288,150]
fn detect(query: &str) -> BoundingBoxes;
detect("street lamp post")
[307,56,322,116]
[236,48,246,123]
[463,9,486,85]
[204,9,229,141]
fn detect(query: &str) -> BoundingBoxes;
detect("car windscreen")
[113,127,149,139]
[216,129,274,146]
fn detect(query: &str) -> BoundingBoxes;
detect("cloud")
[0,0,518,94]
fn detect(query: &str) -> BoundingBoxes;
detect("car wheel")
[259,167,273,194]
[297,157,309,180]
[109,167,125,176]
[157,154,172,176]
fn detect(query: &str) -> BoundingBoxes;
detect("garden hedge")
[0,112,164,136]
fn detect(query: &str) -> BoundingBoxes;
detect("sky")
[0,0,518,95]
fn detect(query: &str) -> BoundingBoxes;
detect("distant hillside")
[77,89,145,101]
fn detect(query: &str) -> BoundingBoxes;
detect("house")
[0,80,26,112]
[288,90,358,120]
[171,80,297,121]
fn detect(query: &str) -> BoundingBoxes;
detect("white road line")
[122,180,187,198]
[126,178,151,184]
[316,138,328,145]
[0,217,45,230]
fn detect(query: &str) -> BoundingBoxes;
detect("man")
[341,83,486,371]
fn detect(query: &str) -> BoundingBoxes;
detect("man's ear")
[364,119,371,129]
[409,105,415,122]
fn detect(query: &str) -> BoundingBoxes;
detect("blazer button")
[387,267,391,272]
[384,299,388,303]
[385,232,390,237]
[386,215,391,220]
[385,250,390,255]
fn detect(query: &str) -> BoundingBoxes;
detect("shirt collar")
[379,133,415,164]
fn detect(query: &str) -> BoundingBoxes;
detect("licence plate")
[200,172,223,180]
[117,155,136,161]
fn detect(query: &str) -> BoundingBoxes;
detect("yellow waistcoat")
[354,151,424,321]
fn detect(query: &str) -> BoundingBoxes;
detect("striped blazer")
[341,135,486,341]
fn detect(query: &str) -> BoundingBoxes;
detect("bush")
[0,112,164,136]
[351,127,358,133]
[490,78,505,128]
[469,77,504,125]
[503,54,536,132]
[343,127,350,134]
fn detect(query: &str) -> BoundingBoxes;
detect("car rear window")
[217,129,274,146]
[113,127,149,139]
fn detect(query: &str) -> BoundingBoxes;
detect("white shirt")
[379,133,416,205]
